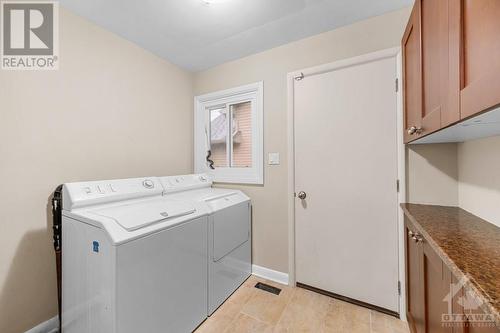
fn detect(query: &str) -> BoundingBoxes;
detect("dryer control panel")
[160,174,212,194]
[63,177,163,210]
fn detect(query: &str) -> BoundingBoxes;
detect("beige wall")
[458,136,500,227]
[194,7,412,274]
[405,137,500,229]
[0,8,193,333]
[406,144,459,206]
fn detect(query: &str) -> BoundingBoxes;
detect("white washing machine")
[61,177,209,333]
[160,174,252,315]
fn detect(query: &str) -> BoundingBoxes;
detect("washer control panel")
[81,183,118,195]
[160,174,212,194]
[63,177,162,210]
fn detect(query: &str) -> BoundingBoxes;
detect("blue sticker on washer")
[92,241,99,253]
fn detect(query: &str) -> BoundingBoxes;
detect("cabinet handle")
[412,234,424,243]
[408,230,424,243]
[407,126,423,135]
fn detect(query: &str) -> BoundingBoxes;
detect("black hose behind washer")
[52,185,63,331]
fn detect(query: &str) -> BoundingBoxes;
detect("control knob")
[143,179,155,189]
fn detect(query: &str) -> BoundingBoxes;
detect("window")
[194,82,263,184]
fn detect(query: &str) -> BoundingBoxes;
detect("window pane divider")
[226,105,232,167]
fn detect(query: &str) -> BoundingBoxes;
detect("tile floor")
[195,275,409,333]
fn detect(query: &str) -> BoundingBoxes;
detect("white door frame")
[286,47,407,319]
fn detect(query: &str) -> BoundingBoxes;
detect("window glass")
[195,81,263,184]
[209,108,228,167]
[231,101,252,168]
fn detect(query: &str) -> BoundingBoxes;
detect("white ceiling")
[59,0,412,72]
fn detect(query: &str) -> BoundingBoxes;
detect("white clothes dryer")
[160,174,252,315]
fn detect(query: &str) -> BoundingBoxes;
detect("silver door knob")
[407,126,423,135]
[297,191,307,200]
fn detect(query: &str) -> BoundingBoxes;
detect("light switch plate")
[268,152,280,165]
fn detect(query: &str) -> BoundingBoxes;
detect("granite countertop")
[401,203,500,325]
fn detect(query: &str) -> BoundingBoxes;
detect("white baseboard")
[25,316,58,333]
[252,264,289,285]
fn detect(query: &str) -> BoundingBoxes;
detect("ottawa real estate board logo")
[1,1,59,70]
[442,276,496,328]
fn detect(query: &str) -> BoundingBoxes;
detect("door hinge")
[396,179,400,193]
[395,78,399,92]
[398,281,401,296]
[294,72,304,81]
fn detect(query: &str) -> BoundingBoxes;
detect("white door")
[294,53,399,312]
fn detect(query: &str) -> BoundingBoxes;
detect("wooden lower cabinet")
[422,241,452,333]
[455,279,499,333]
[451,275,466,333]
[405,218,499,333]
[467,311,499,333]
[405,219,425,333]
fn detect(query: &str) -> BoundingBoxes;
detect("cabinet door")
[466,308,499,333]
[421,0,458,133]
[405,220,425,333]
[468,324,500,333]
[422,241,453,333]
[402,3,422,143]
[450,0,500,119]
[404,218,499,333]
[461,284,499,333]
[451,276,466,333]
[467,320,500,332]
[402,0,457,143]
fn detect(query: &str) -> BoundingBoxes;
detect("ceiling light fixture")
[202,0,232,5]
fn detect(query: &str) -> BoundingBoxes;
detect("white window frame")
[194,82,264,184]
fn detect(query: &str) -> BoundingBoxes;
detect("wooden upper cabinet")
[420,0,450,133]
[402,0,458,143]
[402,3,422,143]
[450,0,500,120]
[403,0,500,143]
